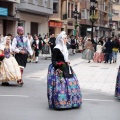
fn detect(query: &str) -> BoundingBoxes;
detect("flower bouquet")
[56,62,66,83]
[0,50,4,62]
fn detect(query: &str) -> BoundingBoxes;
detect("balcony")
[80,19,91,25]
[17,0,53,15]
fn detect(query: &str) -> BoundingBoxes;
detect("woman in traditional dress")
[83,38,94,63]
[47,31,82,109]
[27,34,34,63]
[42,35,51,59]
[0,36,21,86]
[78,37,83,53]
[93,42,104,63]
[115,66,120,100]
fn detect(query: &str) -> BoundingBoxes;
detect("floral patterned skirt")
[115,66,120,99]
[47,64,82,109]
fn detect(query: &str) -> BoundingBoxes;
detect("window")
[53,2,58,13]
[81,10,85,19]
[18,21,25,29]
[114,10,119,16]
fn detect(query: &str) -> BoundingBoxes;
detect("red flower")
[0,54,4,57]
[57,62,64,66]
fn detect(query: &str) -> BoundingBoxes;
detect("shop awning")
[0,16,20,21]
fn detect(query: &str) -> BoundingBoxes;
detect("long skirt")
[0,56,21,82]
[42,44,51,58]
[82,49,94,60]
[47,64,82,109]
[115,66,120,99]
[93,52,104,62]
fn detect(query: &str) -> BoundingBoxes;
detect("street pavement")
[0,53,120,120]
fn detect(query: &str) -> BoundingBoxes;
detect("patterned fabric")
[16,36,28,50]
[93,52,104,62]
[47,64,82,109]
[115,66,120,99]
[4,48,10,58]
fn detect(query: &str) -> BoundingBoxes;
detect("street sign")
[0,7,8,16]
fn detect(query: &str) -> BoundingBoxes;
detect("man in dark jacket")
[104,37,113,64]
[48,34,56,54]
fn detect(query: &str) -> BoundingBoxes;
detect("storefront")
[49,21,62,36]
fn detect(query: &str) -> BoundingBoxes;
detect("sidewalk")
[71,53,119,95]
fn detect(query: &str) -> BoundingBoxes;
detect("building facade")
[112,0,120,36]
[49,0,113,38]
[80,0,113,38]
[16,0,53,37]
[49,0,81,36]
[0,0,20,36]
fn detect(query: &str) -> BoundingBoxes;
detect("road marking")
[0,95,115,102]
[83,99,114,102]
[0,95,29,98]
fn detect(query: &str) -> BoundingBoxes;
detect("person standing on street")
[12,26,33,85]
[104,37,113,64]
[32,35,41,63]
[112,38,119,63]
[47,31,82,109]
[70,35,77,54]
[48,34,56,54]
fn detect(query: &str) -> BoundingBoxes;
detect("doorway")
[31,22,38,36]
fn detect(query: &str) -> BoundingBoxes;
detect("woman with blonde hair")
[0,36,22,86]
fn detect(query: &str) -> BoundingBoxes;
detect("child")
[32,35,41,63]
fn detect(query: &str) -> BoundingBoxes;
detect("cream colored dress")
[0,48,21,82]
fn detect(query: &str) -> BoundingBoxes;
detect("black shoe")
[1,82,9,86]
[88,61,90,63]
[35,61,38,63]
[110,61,111,64]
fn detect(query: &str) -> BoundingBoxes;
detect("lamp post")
[73,5,79,37]
[109,18,113,36]
[90,0,97,43]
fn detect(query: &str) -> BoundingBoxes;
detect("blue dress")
[47,48,82,109]
[115,66,120,99]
